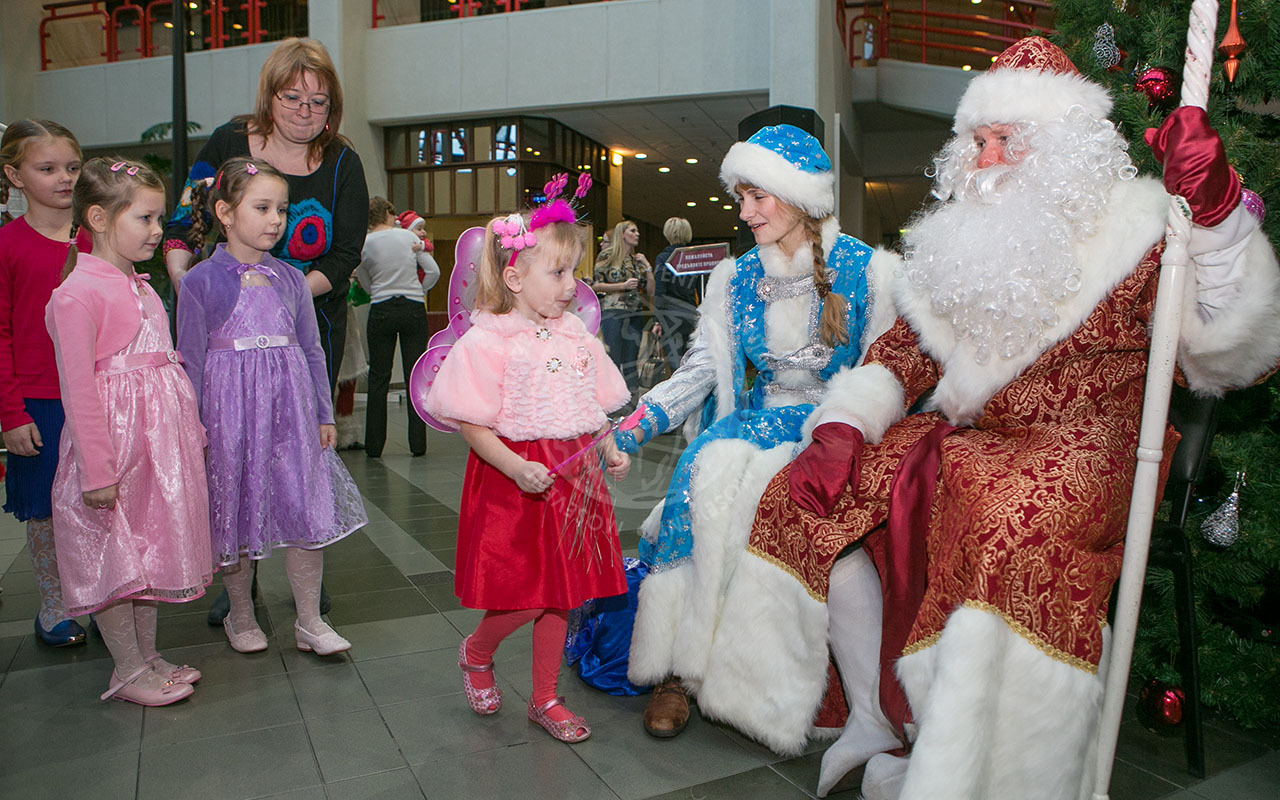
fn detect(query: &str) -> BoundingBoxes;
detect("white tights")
[27,517,71,629]
[224,547,327,634]
[95,599,169,690]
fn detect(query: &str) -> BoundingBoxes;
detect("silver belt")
[208,334,299,351]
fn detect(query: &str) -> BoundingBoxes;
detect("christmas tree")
[1052,0,1280,729]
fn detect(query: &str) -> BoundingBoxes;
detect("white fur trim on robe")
[627,438,797,687]
[893,606,1111,800]
[697,548,834,755]
[1178,204,1280,395]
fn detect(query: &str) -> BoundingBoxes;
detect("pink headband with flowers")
[496,172,593,267]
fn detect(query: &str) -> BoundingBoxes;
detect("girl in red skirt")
[425,203,630,743]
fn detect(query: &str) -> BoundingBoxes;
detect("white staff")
[1092,2,1220,798]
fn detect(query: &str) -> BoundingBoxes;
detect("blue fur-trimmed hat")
[720,124,834,219]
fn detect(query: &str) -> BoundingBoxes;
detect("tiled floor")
[1,395,1276,799]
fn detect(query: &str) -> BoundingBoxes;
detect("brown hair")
[63,157,166,277]
[803,214,848,347]
[368,196,396,231]
[187,156,289,251]
[738,182,847,347]
[0,119,82,226]
[475,213,586,314]
[244,38,347,165]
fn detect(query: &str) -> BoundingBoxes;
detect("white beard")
[906,113,1134,366]
[901,177,1084,365]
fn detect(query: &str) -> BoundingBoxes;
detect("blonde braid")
[806,215,848,347]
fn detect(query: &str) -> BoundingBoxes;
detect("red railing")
[839,0,1056,70]
[40,0,301,70]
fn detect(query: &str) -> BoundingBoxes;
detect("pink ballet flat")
[223,615,268,653]
[147,654,202,684]
[527,696,590,743]
[100,664,193,707]
[458,636,502,715]
[294,620,351,656]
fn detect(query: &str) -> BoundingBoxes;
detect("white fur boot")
[817,548,901,797]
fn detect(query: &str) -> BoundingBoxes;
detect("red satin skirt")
[455,434,626,610]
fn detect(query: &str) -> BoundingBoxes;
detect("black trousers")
[314,288,348,394]
[365,296,429,457]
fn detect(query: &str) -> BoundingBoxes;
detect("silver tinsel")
[1093,23,1121,69]
[1201,471,1244,547]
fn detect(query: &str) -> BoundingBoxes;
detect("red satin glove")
[789,423,864,517]
[1144,107,1240,227]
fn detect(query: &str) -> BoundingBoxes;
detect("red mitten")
[1144,106,1241,227]
[789,423,864,517]
[422,237,435,253]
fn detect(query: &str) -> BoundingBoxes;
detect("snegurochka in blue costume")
[614,124,896,738]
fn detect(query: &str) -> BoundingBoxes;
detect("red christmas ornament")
[1135,66,1179,109]
[1137,679,1186,730]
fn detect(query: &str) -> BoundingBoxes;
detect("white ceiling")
[548,93,772,242]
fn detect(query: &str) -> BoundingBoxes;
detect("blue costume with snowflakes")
[604,125,894,696]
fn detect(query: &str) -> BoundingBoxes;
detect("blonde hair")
[368,196,396,230]
[64,157,166,277]
[475,213,586,314]
[245,38,347,165]
[188,157,289,250]
[0,119,81,226]
[738,182,847,348]
[600,219,637,270]
[662,217,692,246]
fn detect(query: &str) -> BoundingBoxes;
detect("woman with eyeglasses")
[164,38,368,393]
[164,38,368,628]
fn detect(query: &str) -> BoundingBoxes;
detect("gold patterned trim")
[901,600,1101,674]
[746,545,827,603]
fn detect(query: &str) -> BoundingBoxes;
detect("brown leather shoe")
[643,679,690,738]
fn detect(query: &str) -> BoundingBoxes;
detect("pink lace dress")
[51,282,212,615]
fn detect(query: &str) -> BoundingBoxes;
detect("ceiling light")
[733,225,739,231]
[685,158,698,164]
[723,204,733,210]
[533,150,541,156]
[634,153,647,159]
[709,196,719,202]
[686,201,696,207]
[188,2,198,8]
[611,152,623,166]
[232,23,243,30]
[658,166,670,173]
[163,21,173,27]
[962,65,972,72]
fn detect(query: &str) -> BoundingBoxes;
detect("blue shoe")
[35,617,87,647]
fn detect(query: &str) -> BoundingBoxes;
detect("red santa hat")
[397,210,426,232]
[953,37,1113,136]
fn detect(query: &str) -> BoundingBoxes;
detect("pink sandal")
[100,664,194,707]
[458,636,502,715]
[527,696,590,743]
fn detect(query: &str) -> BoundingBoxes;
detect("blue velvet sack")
[565,557,652,696]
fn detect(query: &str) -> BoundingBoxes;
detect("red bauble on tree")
[1135,66,1179,109]
[1137,678,1186,730]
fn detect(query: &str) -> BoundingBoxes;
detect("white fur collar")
[894,176,1168,424]
[756,217,841,277]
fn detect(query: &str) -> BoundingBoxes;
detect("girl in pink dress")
[425,207,630,743]
[46,158,212,706]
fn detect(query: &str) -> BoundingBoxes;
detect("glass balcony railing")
[370,0,621,28]
[839,0,1056,72]
[39,0,307,71]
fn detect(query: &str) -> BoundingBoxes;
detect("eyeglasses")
[275,92,331,115]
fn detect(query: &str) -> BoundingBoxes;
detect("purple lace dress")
[203,285,366,566]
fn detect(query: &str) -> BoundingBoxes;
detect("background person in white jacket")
[356,197,440,457]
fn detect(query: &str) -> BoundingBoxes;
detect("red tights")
[466,608,572,721]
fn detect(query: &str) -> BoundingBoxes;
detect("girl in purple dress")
[177,157,366,658]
